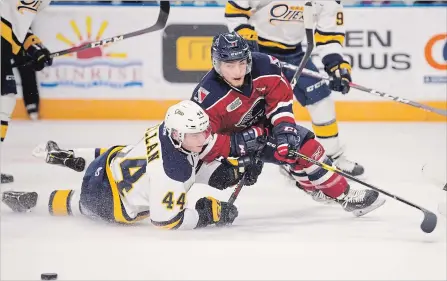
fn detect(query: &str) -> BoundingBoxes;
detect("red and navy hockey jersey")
[191,52,296,162]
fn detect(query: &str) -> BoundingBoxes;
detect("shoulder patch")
[268,55,281,68]
[194,87,210,103]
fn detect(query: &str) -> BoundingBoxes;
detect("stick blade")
[421,211,437,233]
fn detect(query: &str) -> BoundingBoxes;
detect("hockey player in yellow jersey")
[1,101,265,229]
[1,0,53,183]
[224,1,364,189]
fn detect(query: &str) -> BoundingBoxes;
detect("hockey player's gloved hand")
[272,122,301,164]
[195,197,238,228]
[230,126,265,157]
[26,44,53,71]
[236,155,264,186]
[323,54,352,94]
[235,25,259,52]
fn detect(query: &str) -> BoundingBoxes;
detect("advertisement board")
[11,4,446,120]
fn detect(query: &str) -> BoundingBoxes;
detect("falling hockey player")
[1,0,53,183]
[224,1,364,179]
[191,31,385,216]
[1,101,266,229]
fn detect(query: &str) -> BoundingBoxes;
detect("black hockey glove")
[236,155,264,186]
[272,122,301,164]
[195,197,238,228]
[323,54,352,94]
[26,43,53,71]
[208,155,264,190]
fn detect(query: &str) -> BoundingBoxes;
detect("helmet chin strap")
[168,132,199,157]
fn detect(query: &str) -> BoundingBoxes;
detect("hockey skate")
[2,191,38,212]
[1,173,14,184]
[33,141,86,172]
[337,185,385,217]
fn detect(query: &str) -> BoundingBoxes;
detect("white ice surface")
[1,121,446,280]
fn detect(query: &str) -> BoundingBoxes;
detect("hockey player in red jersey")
[192,32,385,216]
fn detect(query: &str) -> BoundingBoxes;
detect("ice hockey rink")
[1,120,446,280]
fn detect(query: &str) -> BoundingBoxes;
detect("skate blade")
[352,197,386,217]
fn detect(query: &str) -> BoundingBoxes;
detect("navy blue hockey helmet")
[211,31,252,75]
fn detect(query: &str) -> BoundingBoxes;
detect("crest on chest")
[235,97,266,128]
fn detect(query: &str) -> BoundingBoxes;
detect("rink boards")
[11,4,447,121]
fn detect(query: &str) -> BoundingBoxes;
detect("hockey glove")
[195,197,238,228]
[236,155,264,186]
[272,122,301,164]
[235,25,259,52]
[25,43,53,71]
[323,54,352,94]
[209,155,264,190]
[230,126,265,157]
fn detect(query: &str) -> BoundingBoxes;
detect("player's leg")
[1,37,17,184]
[272,49,364,178]
[3,146,147,223]
[260,127,385,216]
[32,140,112,172]
[16,55,40,120]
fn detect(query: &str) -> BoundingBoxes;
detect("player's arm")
[225,1,258,51]
[149,172,237,230]
[192,92,264,163]
[263,57,309,164]
[315,0,352,94]
[263,57,296,127]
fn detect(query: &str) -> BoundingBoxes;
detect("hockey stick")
[228,173,247,205]
[13,1,170,68]
[226,2,314,205]
[289,1,314,90]
[224,2,314,207]
[260,138,438,233]
[282,62,447,117]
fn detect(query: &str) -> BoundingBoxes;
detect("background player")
[191,31,384,216]
[1,0,53,183]
[2,101,262,229]
[224,1,364,178]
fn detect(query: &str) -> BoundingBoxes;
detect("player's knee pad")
[48,190,75,216]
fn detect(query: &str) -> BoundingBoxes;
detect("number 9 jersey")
[79,123,202,230]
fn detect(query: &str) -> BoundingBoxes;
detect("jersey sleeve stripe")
[105,146,136,224]
[271,112,295,125]
[258,36,298,50]
[23,33,42,50]
[151,210,185,230]
[314,30,345,46]
[1,19,23,54]
[266,100,293,119]
[225,1,251,19]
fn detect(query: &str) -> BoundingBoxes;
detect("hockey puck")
[41,273,57,280]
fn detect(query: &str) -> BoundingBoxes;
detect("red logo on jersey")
[196,87,210,103]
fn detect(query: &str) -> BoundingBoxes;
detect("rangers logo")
[235,97,266,128]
